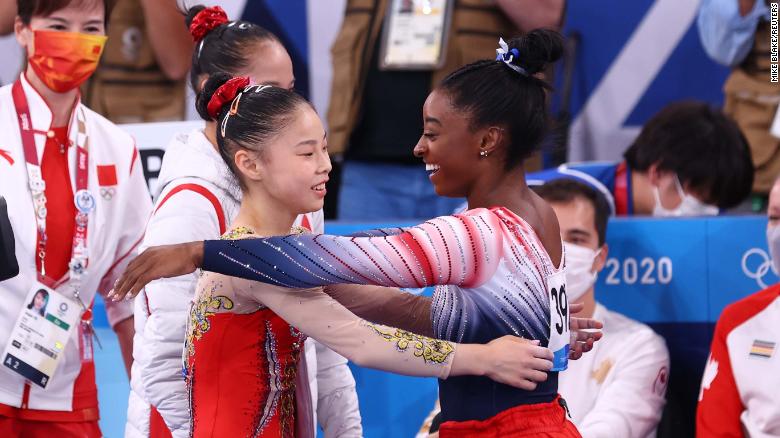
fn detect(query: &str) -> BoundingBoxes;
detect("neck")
[577,289,597,319]
[467,164,530,212]
[204,121,219,151]
[232,188,297,237]
[631,169,655,215]
[25,67,78,127]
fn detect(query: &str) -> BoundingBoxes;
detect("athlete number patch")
[547,270,569,371]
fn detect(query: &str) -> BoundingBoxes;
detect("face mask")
[564,242,601,302]
[652,176,719,217]
[28,30,107,93]
[766,225,780,275]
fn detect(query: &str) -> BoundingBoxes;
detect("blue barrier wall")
[93,215,772,437]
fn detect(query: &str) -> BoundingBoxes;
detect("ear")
[593,243,608,273]
[478,126,504,157]
[14,17,31,51]
[647,162,664,187]
[197,75,209,93]
[233,149,263,183]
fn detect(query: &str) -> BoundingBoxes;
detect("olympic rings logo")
[741,248,779,289]
[100,187,115,200]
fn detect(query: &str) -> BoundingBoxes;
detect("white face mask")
[652,176,719,217]
[564,242,601,302]
[766,225,780,275]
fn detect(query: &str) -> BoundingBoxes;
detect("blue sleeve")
[697,0,770,66]
[201,212,504,289]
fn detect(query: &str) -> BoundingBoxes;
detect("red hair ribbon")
[207,76,250,119]
[189,6,229,42]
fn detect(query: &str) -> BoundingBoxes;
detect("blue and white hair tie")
[496,38,528,76]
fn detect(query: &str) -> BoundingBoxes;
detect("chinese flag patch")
[97,164,118,186]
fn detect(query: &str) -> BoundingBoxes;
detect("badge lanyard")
[11,80,94,325]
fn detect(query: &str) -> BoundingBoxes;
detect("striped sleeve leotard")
[201,207,568,422]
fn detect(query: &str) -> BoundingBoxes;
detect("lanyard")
[11,79,92,313]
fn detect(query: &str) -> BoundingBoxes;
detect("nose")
[319,149,332,175]
[413,138,426,158]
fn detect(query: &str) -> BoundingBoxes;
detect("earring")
[480,150,489,158]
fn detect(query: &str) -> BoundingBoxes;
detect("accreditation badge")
[379,0,454,70]
[2,283,81,388]
[546,270,570,372]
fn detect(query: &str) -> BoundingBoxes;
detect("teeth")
[313,184,325,191]
[426,164,441,171]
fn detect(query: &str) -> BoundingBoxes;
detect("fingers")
[572,329,601,343]
[530,345,554,361]
[529,357,553,372]
[569,302,584,315]
[571,317,604,330]
[524,369,549,383]
[510,379,538,391]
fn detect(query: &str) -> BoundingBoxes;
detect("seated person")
[697,176,780,437]
[528,101,754,216]
[538,179,670,437]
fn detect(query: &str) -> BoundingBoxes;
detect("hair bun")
[506,29,564,75]
[187,5,229,42]
[196,72,233,121]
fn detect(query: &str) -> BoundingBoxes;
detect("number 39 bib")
[547,270,570,371]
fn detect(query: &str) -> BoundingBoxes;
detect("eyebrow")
[424,117,442,125]
[566,229,592,239]
[48,16,103,26]
[295,132,327,147]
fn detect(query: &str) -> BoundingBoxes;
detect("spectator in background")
[697,175,780,437]
[0,0,14,35]
[328,0,564,220]
[537,179,669,438]
[82,0,193,123]
[527,101,754,216]
[698,0,779,212]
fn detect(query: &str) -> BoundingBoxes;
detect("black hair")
[185,4,281,107]
[18,0,115,26]
[27,289,48,316]
[197,73,310,187]
[623,101,754,209]
[438,29,563,170]
[534,179,610,246]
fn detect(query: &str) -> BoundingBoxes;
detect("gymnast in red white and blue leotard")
[199,206,572,426]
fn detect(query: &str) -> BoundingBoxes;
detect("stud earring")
[480,150,489,158]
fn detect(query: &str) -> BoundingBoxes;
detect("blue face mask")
[697,0,770,66]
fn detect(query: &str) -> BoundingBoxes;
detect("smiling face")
[236,103,331,216]
[413,89,492,197]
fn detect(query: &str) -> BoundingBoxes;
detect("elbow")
[159,61,191,81]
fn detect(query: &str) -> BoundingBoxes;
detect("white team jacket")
[0,75,149,411]
[558,303,670,438]
[125,129,362,438]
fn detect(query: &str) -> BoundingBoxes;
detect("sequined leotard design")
[185,228,460,437]
[201,207,566,422]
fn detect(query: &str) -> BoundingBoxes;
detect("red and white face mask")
[28,30,107,93]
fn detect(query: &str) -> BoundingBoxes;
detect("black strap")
[0,196,19,282]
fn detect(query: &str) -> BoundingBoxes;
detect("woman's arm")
[228,275,552,390]
[324,284,433,337]
[111,210,504,300]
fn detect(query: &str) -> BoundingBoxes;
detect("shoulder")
[716,285,780,335]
